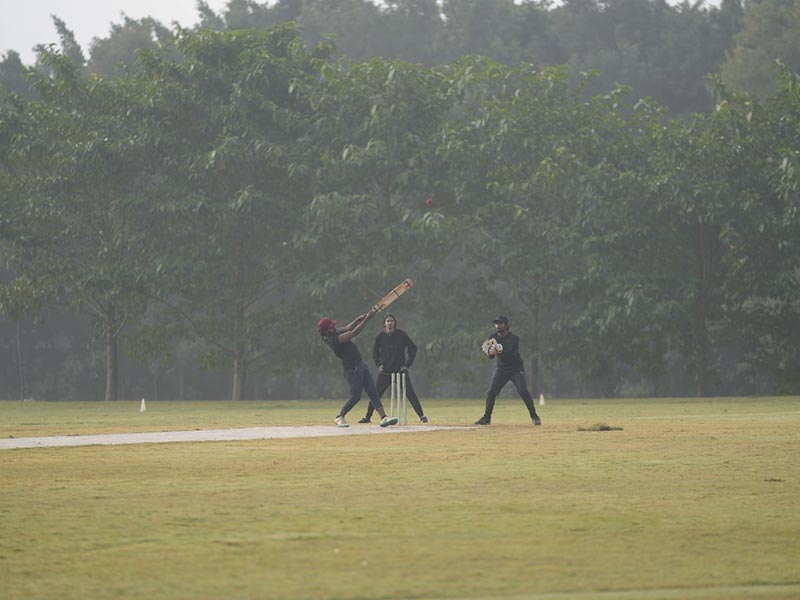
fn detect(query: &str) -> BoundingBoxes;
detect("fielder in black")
[475,315,541,426]
[359,313,428,423]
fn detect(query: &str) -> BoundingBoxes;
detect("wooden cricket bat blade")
[372,278,414,312]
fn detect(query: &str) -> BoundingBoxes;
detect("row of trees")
[2,24,799,401]
[4,0,800,113]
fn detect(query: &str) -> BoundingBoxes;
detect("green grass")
[1,397,799,599]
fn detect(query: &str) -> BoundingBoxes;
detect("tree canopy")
[1,4,799,400]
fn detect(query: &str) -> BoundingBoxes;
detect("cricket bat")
[372,278,414,312]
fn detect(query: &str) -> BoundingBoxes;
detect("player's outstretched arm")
[339,309,376,342]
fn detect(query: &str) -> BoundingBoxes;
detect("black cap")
[492,315,509,325]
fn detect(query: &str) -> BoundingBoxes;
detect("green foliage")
[0,51,35,98]
[303,57,454,287]
[133,25,332,399]
[186,0,745,114]
[429,58,645,392]
[50,16,86,67]
[721,0,800,97]
[0,50,166,400]
[87,16,178,77]
[715,66,800,391]
[2,15,800,399]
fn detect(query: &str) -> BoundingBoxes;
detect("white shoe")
[335,415,349,428]
[380,416,399,427]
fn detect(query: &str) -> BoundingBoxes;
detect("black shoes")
[357,417,371,423]
[474,415,540,425]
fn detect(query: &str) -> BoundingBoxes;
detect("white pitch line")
[0,425,467,450]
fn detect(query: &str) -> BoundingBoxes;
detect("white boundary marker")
[0,425,466,450]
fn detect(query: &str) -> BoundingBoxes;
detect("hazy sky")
[1,0,231,65]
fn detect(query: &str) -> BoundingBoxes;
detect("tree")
[298,0,387,63]
[549,0,739,115]
[87,16,177,77]
[378,0,444,65]
[0,52,164,400]
[714,67,800,391]
[569,81,793,396]
[304,57,454,283]
[721,0,800,97]
[50,16,87,67]
[135,25,332,400]
[197,0,227,30]
[440,0,524,65]
[0,51,34,98]
[430,58,652,396]
[297,56,463,384]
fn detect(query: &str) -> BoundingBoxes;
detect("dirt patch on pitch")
[0,424,465,450]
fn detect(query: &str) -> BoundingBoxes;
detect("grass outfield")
[1,397,798,600]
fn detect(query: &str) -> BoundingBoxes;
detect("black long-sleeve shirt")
[487,330,525,371]
[323,332,363,372]
[372,329,417,373]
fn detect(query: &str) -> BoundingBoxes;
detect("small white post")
[140,398,147,412]
[539,393,545,406]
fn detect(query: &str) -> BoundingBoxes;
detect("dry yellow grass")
[1,397,798,599]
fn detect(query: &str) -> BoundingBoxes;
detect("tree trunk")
[529,291,542,397]
[694,306,709,397]
[16,321,24,401]
[693,223,712,397]
[232,349,247,401]
[105,317,119,402]
[231,291,247,401]
[178,369,185,400]
[152,363,160,402]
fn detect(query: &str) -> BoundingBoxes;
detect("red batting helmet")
[317,317,336,332]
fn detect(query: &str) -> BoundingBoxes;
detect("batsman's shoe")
[420,415,429,423]
[533,416,542,426]
[474,416,491,425]
[379,416,399,427]
[335,415,349,428]
[357,417,371,423]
